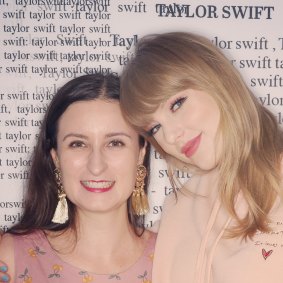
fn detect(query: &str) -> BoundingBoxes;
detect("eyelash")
[108,139,125,147]
[147,124,161,137]
[68,139,125,149]
[69,140,85,148]
[147,96,187,136]
[170,96,187,112]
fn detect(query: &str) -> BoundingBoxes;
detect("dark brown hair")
[9,73,150,236]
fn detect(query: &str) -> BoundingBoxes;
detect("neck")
[75,207,137,253]
[47,205,146,273]
[188,167,220,195]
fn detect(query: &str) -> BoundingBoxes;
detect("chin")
[186,159,218,172]
[199,161,219,172]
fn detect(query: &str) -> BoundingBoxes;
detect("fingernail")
[1,275,9,282]
[0,266,7,272]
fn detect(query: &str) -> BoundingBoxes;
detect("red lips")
[181,133,202,158]
[80,180,114,193]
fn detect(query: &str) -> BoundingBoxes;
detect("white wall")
[0,0,282,230]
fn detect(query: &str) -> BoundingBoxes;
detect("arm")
[0,234,15,282]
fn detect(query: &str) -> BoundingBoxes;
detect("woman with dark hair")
[0,73,155,282]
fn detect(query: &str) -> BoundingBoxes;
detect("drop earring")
[52,167,68,224]
[131,164,149,216]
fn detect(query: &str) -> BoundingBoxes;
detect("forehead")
[57,100,138,137]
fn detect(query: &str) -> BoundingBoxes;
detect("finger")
[0,274,10,282]
[0,266,7,273]
[0,265,9,282]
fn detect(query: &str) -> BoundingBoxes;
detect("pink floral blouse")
[13,230,156,283]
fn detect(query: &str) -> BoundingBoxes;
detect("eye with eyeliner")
[69,140,86,148]
[170,96,187,112]
[147,124,161,136]
[108,139,125,147]
[146,96,187,136]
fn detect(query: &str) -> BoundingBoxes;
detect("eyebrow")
[62,132,132,141]
[105,132,132,139]
[63,133,87,141]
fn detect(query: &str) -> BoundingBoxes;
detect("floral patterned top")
[13,230,156,283]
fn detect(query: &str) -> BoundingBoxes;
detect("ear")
[50,148,60,168]
[138,141,148,165]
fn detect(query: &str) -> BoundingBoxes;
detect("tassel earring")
[52,168,68,224]
[131,164,149,216]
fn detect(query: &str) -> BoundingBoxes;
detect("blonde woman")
[120,32,283,283]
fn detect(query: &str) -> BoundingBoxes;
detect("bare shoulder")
[0,233,14,255]
[0,233,15,280]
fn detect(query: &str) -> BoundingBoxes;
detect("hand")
[0,261,9,282]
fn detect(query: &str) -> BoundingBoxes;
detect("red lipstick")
[80,180,114,193]
[181,133,202,158]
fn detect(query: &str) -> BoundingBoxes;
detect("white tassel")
[52,193,68,224]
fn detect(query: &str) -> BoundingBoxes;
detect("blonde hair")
[120,32,283,239]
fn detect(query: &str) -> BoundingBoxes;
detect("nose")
[87,147,108,176]
[162,120,183,145]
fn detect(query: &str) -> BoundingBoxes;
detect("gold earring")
[52,168,68,224]
[131,164,149,216]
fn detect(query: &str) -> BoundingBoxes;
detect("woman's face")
[147,89,222,170]
[51,99,145,215]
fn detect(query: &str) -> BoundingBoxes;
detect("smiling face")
[147,89,222,171]
[51,99,145,215]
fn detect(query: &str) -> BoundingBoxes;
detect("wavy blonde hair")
[120,32,283,239]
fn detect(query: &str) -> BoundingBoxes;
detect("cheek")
[116,161,138,181]
[154,135,171,154]
[121,168,136,191]
[59,152,86,177]
[152,131,165,147]
[110,150,140,178]
[110,146,141,165]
